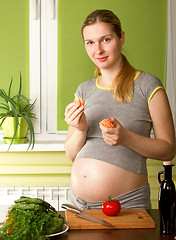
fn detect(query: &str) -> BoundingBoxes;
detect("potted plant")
[0,73,36,150]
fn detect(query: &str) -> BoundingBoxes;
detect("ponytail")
[95,54,136,104]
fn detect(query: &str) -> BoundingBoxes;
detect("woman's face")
[83,22,124,71]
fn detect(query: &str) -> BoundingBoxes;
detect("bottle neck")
[163,165,172,180]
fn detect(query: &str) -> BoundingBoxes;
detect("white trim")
[0,142,65,152]
[46,0,58,133]
[0,186,70,212]
[0,141,65,152]
[39,0,58,134]
[0,130,66,152]
[29,0,41,134]
[29,0,63,145]
[166,0,176,130]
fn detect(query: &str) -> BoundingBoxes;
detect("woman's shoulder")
[75,78,96,99]
[78,78,96,89]
[134,71,164,102]
[136,71,160,81]
[135,71,163,88]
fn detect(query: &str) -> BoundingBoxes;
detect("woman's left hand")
[99,118,126,146]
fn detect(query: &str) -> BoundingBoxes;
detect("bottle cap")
[163,161,172,165]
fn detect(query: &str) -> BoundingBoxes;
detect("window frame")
[29,0,66,146]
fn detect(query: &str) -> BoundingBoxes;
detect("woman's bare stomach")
[71,158,148,202]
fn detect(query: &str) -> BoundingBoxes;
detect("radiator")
[0,185,70,212]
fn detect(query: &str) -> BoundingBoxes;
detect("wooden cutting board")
[65,209,155,229]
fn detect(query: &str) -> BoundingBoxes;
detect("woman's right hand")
[65,100,88,132]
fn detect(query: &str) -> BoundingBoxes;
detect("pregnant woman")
[64,9,175,209]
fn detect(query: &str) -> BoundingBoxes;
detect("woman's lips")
[96,56,108,62]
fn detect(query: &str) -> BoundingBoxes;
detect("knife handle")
[61,204,82,214]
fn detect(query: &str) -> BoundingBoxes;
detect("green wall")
[0,0,29,98]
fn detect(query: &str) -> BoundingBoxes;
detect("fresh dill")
[0,196,64,240]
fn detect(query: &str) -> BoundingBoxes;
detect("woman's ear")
[120,31,125,46]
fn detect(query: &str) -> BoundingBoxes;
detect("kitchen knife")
[62,203,113,227]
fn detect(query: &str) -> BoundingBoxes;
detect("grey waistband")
[68,184,151,210]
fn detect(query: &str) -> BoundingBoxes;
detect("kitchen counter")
[54,210,176,240]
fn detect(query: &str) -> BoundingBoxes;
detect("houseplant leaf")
[0,73,36,150]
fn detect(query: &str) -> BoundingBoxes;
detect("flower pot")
[2,117,28,144]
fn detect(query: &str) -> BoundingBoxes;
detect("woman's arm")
[99,89,175,161]
[64,100,88,162]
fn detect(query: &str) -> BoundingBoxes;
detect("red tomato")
[102,197,121,216]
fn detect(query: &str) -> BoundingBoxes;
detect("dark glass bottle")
[158,161,175,234]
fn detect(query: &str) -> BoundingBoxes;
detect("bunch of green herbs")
[0,196,64,240]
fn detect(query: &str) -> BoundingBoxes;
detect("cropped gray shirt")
[75,71,164,174]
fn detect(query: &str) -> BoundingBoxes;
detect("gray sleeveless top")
[74,71,164,174]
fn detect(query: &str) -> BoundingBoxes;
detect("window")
[30,0,64,137]
[29,0,66,149]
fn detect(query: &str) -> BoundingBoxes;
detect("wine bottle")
[158,161,175,234]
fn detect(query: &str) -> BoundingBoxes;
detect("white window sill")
[0,140,65,152]
[0,131,66,152]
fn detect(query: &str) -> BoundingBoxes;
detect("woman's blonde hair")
[81,9,136,103]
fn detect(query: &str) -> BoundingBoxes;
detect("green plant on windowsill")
[0,73,36,150]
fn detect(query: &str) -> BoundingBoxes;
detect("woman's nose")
[96,43,104,54]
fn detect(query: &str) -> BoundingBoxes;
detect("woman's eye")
[87,41,93,45]
[104,38,110,42]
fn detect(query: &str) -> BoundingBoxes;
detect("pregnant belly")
[71,158,148,201]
